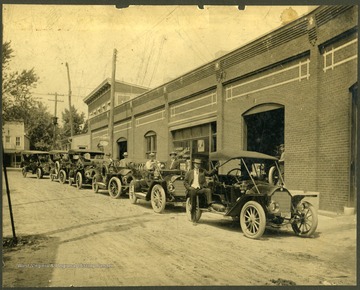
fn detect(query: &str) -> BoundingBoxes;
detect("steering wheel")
[226,168,242,183]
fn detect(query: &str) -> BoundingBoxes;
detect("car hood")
[247,182,288,196]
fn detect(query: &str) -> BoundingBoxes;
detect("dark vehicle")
[92,158,134,198]
[49,150,69,184]
[67,149,105,189]
[20,150,50,179]
[129,162,186,213]
[186,149,318,239]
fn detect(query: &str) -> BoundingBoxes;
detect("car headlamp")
[268,201,280,213]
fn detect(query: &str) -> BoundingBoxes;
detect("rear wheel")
[76,172,83,189]
[129,180,138,204]
[291,204,318,237]
[108,177,122,198]
[59,170,67,184]
[186,196,202,222]
[151,184,166,213]
[36,167,43,179]
[240,201,266,239]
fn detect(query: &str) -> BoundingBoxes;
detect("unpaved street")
[2,169,357,287]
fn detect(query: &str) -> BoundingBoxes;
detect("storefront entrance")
[117,138,128,160]
[243,104,284,157]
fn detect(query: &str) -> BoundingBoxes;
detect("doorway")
[117,138,128,160]
[243,105,284,157]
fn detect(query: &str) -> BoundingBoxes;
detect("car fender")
[225,193,268,217]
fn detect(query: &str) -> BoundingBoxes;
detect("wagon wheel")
[76,172,83,189]
[128,180,138,204]
[36,167,43,179]
[185,196,202,222]
[92,176,99,193]
[59,169,67,184]
[240,200,266,239]
[291,203,318,237]
[151,184,166,213]
[108,177,122,199]
[22,167,27,178]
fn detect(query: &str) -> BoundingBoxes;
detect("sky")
[2,4,315,122]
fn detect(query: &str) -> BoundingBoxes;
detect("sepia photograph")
[2,0,358,287]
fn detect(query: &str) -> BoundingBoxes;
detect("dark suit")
[184,167,217,220]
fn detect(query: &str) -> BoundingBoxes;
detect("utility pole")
[65,62,74,140]
[48,92,64,149]
[108,48,117,157]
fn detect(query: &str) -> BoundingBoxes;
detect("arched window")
[144,131,157,156]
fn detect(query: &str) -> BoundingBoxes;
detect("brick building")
[84,5,358,212]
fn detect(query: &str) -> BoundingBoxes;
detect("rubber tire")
[76,172,83,189]
[36,167,43,179]
[291,204,318,237]
[268,166,278,185]
[92,177,99,193]
[108,177,122,199]
[59,169,67,184]
[151,184,166,213]
[22,167,27,178]
[129,180,138,204]
[55,161,60,175]
[240,200,266,239]
[185,197,202,223]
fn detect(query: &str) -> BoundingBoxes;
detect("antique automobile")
[92,158,134,198]
[129,162,186,213]
[67,149,105,189]
[20,150,50,179]
[48,150,69,184]
[185,149,318,239]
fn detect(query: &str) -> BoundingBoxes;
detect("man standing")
[169,151,180,170]
[184,158,218,221]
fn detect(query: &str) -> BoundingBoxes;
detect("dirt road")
[2,169,356,287]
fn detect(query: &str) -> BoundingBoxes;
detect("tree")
[2,41,54,150]
[60,105,87,138]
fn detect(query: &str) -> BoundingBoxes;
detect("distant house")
[60,133,91,151]
[2,121,30,167]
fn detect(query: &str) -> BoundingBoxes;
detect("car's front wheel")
[36,167,43,179]
[108,177,122,198]
[59,169,67,184]
[186,196,202,222]
[291,203,318,237]
[240,200,266,239]
[76,172,83,189]
[151,184,166,213]
[129,180,138,204]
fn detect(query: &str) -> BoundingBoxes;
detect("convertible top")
[21,150,49,155]
[209,149,278,161]
[68,149,104,155]
[49,150,67,154]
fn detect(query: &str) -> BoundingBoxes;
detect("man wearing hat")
[184,158,218,221]
[145,152,157,171]
[168,151,180,170]
[119,152,131,167]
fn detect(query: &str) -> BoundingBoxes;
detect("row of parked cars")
[19,148,318,239]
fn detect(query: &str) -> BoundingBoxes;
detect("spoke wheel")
[59,170,67,184]
[108,177,122,198]
[151,184,166,213]
[185,196,202,222]
[22,167,27,178]
[92,177,99,193]
[76,172,83,189]
[240,201,266,239]
[129,180,138,204]
[291,204,318,237]
[36,168,43,179]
